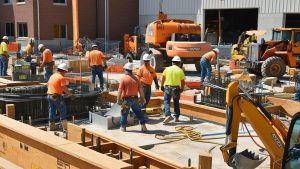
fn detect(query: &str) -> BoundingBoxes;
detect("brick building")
[0,0,139,51]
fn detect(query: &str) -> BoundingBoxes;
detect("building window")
[53,24,67,39]
[53,0,67,5]
[5,23,15,36]
[3,0,12,4]
[16,0,25,4]
[17,23,28,37]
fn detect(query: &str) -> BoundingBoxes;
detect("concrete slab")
[81,115,271,168]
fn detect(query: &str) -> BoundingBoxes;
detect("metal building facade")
[139,0,300,40]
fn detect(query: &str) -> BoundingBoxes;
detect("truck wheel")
[195,61,201,73]
[261,56,286,77]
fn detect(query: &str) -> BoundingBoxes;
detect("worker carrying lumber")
[117,62,147,132]
[38,44,54,81]
[25,38,34,62]
[137,53,160,114]
[47,63,73,131]
[87,44,107,91]
[0,36,9,76]
[161,56,185,124]
[200,48,219,82]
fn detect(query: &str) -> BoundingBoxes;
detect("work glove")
[155,84,160,90]
[103,64,108,71]
[160,86,165,92]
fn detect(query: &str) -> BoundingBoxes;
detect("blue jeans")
[0,55,8,76]
[200,57,212,82]
[91,66,104,88]
[44,66,53,81]
[164,86,180,118]
[295,78,300,101]
[120,97,146,127]
[47,95,67,122]
[142,84,151,112]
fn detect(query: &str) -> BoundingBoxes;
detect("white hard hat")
[38,44,45,51]
[172,56,182,62]
[58,63,69,71]
[29,38,35,44]
[2,36,8,40]
[142,53,151,61]
[212,48,219,54]
[123,62,133,70]
[92,44,98,48]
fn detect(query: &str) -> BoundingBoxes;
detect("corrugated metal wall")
[140,0,300,15]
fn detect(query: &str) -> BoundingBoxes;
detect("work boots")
[120,126,126,132]
[141,124,148,132]
[61,120,68,131]
[162,116,174,125]
[49,122,57,131]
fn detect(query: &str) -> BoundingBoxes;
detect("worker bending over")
[47,63,73,131]
[200,48,219,82]
[137,54,159,114]
[0,36,9,76]
[117,62,147,132]
[38,44,54,81]
[161,56,185,124]
[87,44,107,91]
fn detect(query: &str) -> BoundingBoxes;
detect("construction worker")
[161,56,185,124]
[0,36,9,76]
[231,43,242,56]
[25,38,34,62]
[137,54,160,114]
[200,48,219,82]
[87,44,106,91]
[47,63,73,131]
[38,44,54,81]
[117,62,147,132]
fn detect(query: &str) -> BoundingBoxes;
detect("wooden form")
[0,115,131,169]
[0,157,22,169]
[198,152,212,169]
[267,97,300,117]
[5,104,15,119]
[67,123,192,169]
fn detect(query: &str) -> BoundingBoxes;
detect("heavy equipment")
[123,0,211,72]
[232,28,300,77]
[220,81,300,169]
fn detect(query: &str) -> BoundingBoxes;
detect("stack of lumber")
[0,78,40,88]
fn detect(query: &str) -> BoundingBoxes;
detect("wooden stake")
[6,104,15,119]
[198,152,212,169]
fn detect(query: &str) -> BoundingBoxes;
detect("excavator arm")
[221,82,288,169]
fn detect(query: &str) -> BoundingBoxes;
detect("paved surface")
[81,114,270,169]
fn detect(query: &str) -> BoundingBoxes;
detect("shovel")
[230,149,267,169]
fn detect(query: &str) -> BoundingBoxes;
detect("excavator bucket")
[231,149,266,169]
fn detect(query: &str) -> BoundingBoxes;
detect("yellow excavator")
[221,81,300,169]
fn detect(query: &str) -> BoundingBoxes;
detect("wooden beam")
[0,115,132,169]
[0,157,22,169]
[198,152,212,169]
[67,123,189,169]
[267,97,300,117]
[5,104,15,119]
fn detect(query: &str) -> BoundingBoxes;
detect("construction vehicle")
[220,81,300,169]
[123,0,211,72]
[232,28,300,77]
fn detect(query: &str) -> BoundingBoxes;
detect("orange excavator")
[221,81,300,169]
[123,0,211,72]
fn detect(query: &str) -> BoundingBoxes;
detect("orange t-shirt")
[136,65,157,85]
[88,50,104,66]
[43,49,53,64]
[203,51,217,62]
[119,74,140,98]
[47,72,69,95]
